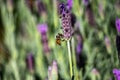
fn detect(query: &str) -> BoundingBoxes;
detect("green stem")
[72,37,78,79]
[67,40,73,78]
[11,60,20,80]
[27,73,34,80]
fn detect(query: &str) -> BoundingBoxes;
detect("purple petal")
[37,24,48,34]
[113,69,118,74]
[26,53,35,72]
[37,1,46,14]
[117,76,120,80]
[116,18,120,33]
[67,0,73,9]
[76,43,82,54]
[113,68,120,79]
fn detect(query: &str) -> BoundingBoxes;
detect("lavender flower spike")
[113,68,120,80]
[51,60,58,80]
[37,24,48,34]
[37,23,50,54]
[67,0,73,9]
[83,0,89,6]
[26,53,35,74]
[116,18,120,33]
[76,42,82,54]
[59,3,72,40]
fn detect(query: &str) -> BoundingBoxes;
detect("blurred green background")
[0,0,119,80]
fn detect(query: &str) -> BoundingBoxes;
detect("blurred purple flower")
[75,32,83,55]
[58,3,65,16]
[113,68,120,80]
[118,77,120,80]
[76,42,82,54]
[43,42,50,54]
[52,60,58,79]
[37,24,48,34]
[26,53,35,74]
[37,0,46,15]
[52,60,58,73]
[74,30,86,70]
[85,4,96,26]
[105,36,110,45]
[67,0,73,9]
[37,24,50,54]
[104,36,111,53]
[83,0,89,6]
[91,68,99,76]
[116,18,120,33]
[48,60,58,80]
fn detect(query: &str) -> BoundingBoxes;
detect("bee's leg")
[56,34,60,38]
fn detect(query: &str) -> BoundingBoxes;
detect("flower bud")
[26,53,35,74]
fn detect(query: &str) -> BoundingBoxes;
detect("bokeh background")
[0,0,119,80]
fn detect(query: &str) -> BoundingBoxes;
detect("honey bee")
[56,33,65,45]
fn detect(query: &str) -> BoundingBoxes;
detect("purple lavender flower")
[92,68,99,75]
[51,60,58,80]
[85,4,96,26]
[37,24,48,34]
[83,0,89,6]
[67,0,73,9]
[113,68,120,80]
[59,3,72,40]
[26,53,35,74]
[116,18,120,33]
[105,36,110,46]
[74,30,86,70]
[76,42,82,54]
[52,60,58,72]
[118,76,120,80]
[37,24,50,54]
[75,32,83,55]
[113,69,118,79]
[37,1,46,15]
[48,60,58,80]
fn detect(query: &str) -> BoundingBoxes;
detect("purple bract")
[116,18,120,33]
[37,24,48,34]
